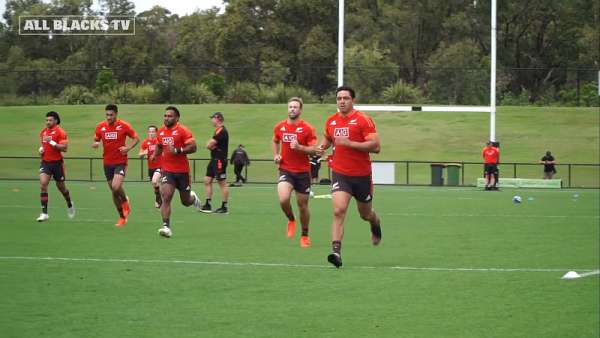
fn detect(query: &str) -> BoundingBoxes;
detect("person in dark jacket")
[230,144,250,185]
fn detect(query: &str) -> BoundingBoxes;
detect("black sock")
[117,207,125,218]
[332,240,341,254]
[60,190,72,208]
[301,226,309,237]
[205,198,211,205]
[370,218,382,238]
[285,210,295,221]
[222,201,228,209]
[40,192,48,214]
[162,218,170,228]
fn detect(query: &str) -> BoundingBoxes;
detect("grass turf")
[0,181,597,337]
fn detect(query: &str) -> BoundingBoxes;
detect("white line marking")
[382,212,599,219]
[0,256,597,274]
[578,270,600,278]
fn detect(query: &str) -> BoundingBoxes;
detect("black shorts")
[331,171,373,203]
[484,164,498,175]
[206,158,227,181]
[278,169,311,194]
[148,168,161,179]
[104,163,127,181]
[39,160,65,182]
[161,172,191,192]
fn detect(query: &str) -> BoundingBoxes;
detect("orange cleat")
[122,198,131,218]
[286,220,296,238]
[300,235,311,248]
[115,217,127,227]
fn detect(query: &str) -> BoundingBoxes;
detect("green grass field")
[0,104,598,186]
[0,181,598,337]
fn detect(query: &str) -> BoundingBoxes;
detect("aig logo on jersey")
[105,132,118,140]
[162,137,174,145]
[282,133,297,143]
[334,127,349,137]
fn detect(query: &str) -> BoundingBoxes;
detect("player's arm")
[315,135,332,156]
[150,142,162,162]
[120,135,140,155]
[206,138,217,150]
[168,139,197,155]
[272,139,282,163]
[335,133,380,153]
[92,130,101,149]
[139,148,147,158]
[53,139,68,152]
[290,140,318,155]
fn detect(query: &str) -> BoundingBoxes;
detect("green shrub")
[381,80,426,104]
[129,84,157,104]
[258,84,318,104]
[225,82,260,103]
[201,73,226,98]
[58,85,96,104]
[95,68,118,94]
[191,83,218,103]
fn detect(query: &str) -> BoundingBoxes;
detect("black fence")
[1,157,598,188]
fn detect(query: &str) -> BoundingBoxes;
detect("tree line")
[0,0,598,106]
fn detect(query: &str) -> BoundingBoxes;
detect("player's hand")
[91,141,100,149]
[315,145,324,157]
[119,146,129,155]
[38,146,44,155]
[273,154,282,164]
[42,136,52,142]
[290,140,302,151]
[167,144,178,155]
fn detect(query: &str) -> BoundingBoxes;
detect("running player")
[139,125,162,208]
[37,111,75,221]
[316,86,382,268]
[92,104,139,227]
[272,97,317,247]
[152,106,202,238]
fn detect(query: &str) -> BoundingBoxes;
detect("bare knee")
[333,207,347,219]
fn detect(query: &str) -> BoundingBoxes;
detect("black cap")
[210,112,224,121]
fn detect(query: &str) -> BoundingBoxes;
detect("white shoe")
[67,203,75,219]
[154,201,161,209]
[36,213,49,222]
[158,225,172,238]
[190,191,202,212]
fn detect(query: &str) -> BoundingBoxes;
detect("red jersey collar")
[336,109,358,119]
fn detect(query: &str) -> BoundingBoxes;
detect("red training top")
[157,123,195,173]
[141,137,161,170]
[94,119,138,165]
[324,109,377,176]
[40,125,67,162]
[482,146,500,164]
[273,119,317,173]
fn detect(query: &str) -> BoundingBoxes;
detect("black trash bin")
[430,163,445,186]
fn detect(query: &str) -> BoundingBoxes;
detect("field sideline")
[0,180,598,337]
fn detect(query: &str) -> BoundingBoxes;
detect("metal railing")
[1,157,598,188]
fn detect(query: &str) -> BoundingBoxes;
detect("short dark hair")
[336,86,355,99]
[166,106,180,117]
[105,104,118,113]
[148,125,158,131]
[46,111,60,125]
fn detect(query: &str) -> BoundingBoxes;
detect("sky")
[0,0,225,22]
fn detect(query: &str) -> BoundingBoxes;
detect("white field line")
[0,256,597,275]
[577,270,600,278]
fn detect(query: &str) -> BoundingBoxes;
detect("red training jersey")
[324,109,377,176]
[141,137,161,170]
[94,119,137,165]
[482,146,500,164]
[157,123,195,173]
[40,125,67,162]
[273,119,317,173]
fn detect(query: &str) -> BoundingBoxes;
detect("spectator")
[230,144,250,185]
[309,155,321,183]
[540,151,557,179]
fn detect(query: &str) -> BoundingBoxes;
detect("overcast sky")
[0,0,225,22]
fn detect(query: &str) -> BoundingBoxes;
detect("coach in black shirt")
[200,112,230,213]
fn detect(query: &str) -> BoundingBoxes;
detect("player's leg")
[55,180,75,219]
[357,201,381,245]
[37,171,51,221]
[111,173,128,211]
[176,174,200,209]
[295,191,311,247]
[277,179,295,238]
[214,179,229,213]
[328,190,352,267]
[151,169,162,208]
[158,175,175,237]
